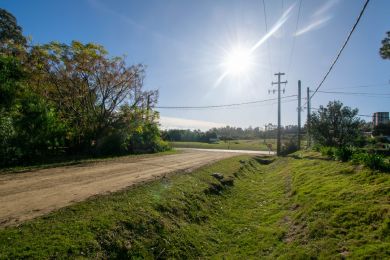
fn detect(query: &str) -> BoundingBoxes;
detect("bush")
[352,152,389,172]
[0,115,20,166]
[320,146,335,159]
[312,144,322,152]
[95,131,127,156]
[281,140,298,156]
[334,146,353,162]
[127,122,171,154]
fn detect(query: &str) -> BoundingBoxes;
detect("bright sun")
[223,47,254,77]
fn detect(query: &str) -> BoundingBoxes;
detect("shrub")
[320,146,335,159]
[363,154,387,171]
[95,131,127,156]
[334,146,353,162]
[281,139,298,156]
[352,152,389,172]
[312,144,322,152]
[351,152,366,165]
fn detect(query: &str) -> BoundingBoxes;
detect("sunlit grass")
[0,152,388,258]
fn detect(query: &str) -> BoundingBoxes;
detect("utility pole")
[306,87,311,148]
[297,80,301,150]
[271,72,287,156]
[146,94,151,121]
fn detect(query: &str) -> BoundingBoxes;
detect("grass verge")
[0,152,389,258]
[170,139,275,151]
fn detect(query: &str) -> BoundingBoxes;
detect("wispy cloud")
[87,0,143,30]
[160,116,225,131]
[295,0,339,37]
[250,3,296,52]
[87,0,184,49]
[313,0,340,17]
[295,16,332,36]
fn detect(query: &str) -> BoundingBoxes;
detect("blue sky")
[2,0,390,130]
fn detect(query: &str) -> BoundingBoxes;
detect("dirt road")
[0,149,269,226]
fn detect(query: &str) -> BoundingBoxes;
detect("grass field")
[0,152,389,258]
[170,139,277,151]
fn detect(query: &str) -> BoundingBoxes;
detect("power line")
[287,0,303,76]
[315,90,390,97]
[310,0,370,100]
[325,83,390,90]
[193,97,299,111]
[156,97,298,111]
[278,0,284,71]
[262,0,273,80]
[156,94,297,110]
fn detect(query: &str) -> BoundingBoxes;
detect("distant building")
[372,112,389,126]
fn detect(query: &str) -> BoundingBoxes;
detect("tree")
[0,8,27,56]
[380,31,390,59]
[0,8,26,45]
[309,101,363,147]
[30,41,155,150]
[0,55,24,111]
[0,8,168,166]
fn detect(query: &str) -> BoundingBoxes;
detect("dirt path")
[0,149,266,226]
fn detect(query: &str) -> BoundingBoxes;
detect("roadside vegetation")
[170,139,276,151]
[1,152,389,258]
[308,101,390,171]
[0,9,169,168]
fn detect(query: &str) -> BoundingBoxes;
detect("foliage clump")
[380,31,390,59]
[352,152,389,172]
[0,8,168,167]
[309,101,363,148]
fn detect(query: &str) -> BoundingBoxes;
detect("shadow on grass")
[253,156,275,165]
[288,154,333,161]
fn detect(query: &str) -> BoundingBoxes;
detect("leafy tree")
[309,101,363,147]
[0,8,26,45]
[0,55,24,111]
[0,8,27,57]
[15,92,67,160]
[30,41,155,150]
[380,31,390,59]
[0,8,169,166]
[0,55,23,165]
[0,55,66,165]
[114,104,168,154]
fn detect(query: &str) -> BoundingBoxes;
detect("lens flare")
[223,47,254,77]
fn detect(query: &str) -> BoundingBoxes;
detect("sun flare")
[222,47,254,77]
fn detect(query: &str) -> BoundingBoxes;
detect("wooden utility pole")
[271,72,287,156]
[297,80,301,150]
[146,94,151,121]
[306,87,311,148]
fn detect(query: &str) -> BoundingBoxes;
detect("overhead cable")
[310,0,370,99]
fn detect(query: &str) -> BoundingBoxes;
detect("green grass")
[0,152,389,258]
[171,139,277,151]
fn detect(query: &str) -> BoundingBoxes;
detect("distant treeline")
[0,9,168,167]
[162,125,301,142]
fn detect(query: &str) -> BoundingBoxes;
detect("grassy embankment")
[0,152,389,258]
[171,139,276,151]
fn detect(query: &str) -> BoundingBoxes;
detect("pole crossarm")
[270,72,287,156]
